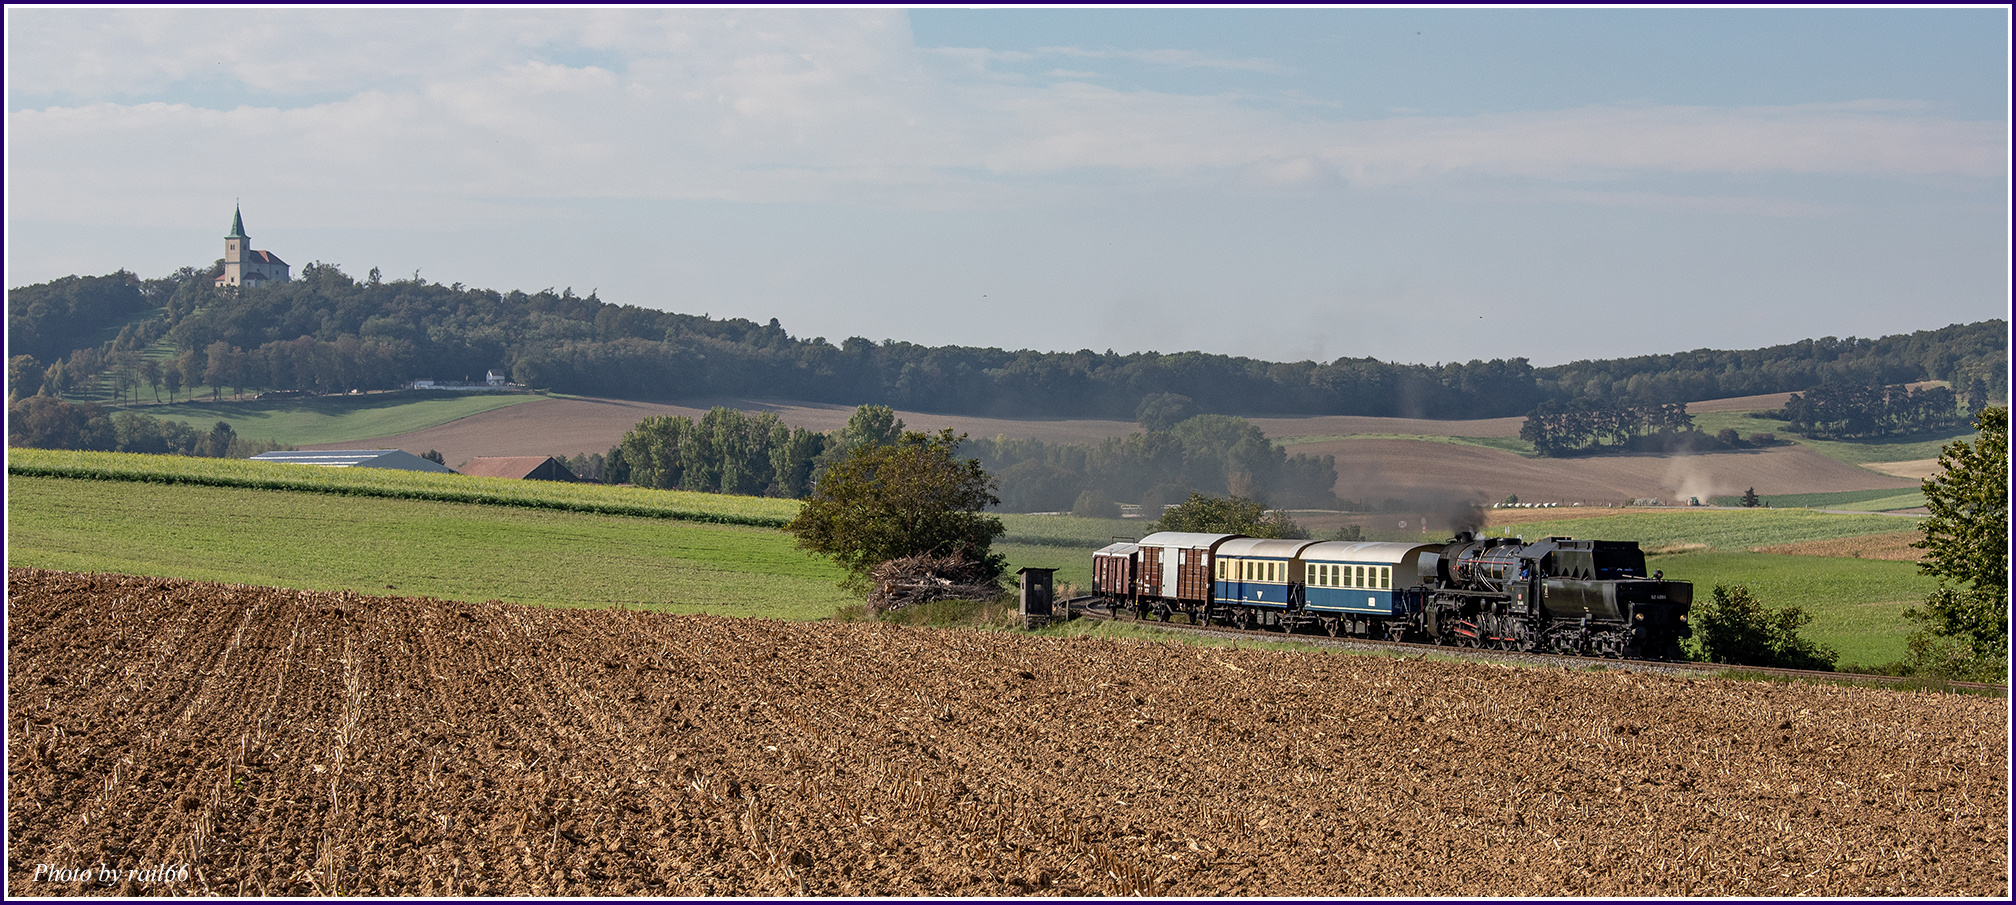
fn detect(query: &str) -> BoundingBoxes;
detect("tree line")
[9,264,2004,421]
[1772,383,1966,439]
[1518,401,1700,457]
[6,396,282,458]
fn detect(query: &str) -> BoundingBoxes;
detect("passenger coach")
[1299,541,1441,639]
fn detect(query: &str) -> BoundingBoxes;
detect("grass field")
[1479,507,1923,553]
[115,390,540,445]
[1688,409,1977,467]
[1648,551,1936,668]
[5,475,851,619]
[1707,488,1928,510]
[6,453,1945,667]
[1272,433,1535,455]
[8,448,797,526]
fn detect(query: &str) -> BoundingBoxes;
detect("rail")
[1060,596,2006,695]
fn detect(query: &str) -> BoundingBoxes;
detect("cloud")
[6,8,2004,231]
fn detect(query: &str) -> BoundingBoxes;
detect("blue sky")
[5,6,2007,368]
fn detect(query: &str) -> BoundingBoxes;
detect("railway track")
[1065,597,2007,694]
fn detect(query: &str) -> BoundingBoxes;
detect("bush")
[1071,490,1121,520]
[1688,584,1838,671]
[785,428,1005,592]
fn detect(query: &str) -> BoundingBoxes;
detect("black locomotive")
[1092,530,1692,660]
[1419,532,1692,659]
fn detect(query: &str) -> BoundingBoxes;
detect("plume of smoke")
[1371,489,1487,537]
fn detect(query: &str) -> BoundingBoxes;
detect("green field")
[1482,508,1921,553]
[6,453,1947,669]
[1647,551,1935,668]
[106,390,539,446]
[8,448,797,526]
[1706,488,1927,510]
[1688,409,1977,467]
[6,475,851,619]
[1274,433,1535,455]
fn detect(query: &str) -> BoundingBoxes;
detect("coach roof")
[1216,537,1321,559]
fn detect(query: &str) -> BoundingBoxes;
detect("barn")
[458,456,578,482]
[249,450,457,474]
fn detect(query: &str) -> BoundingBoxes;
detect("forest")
[7,263,2007,423]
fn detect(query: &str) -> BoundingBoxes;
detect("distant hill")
[9,264,2005,422]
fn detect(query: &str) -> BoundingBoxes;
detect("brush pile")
[864,553,1002,615]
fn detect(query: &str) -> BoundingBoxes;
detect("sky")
[5,6,2008,368]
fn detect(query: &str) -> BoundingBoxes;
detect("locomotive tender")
[1092,530,1692,659]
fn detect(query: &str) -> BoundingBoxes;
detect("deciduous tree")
[1147,492,1305,539]
[786,429,1004,592]
[1904,406,2009,675]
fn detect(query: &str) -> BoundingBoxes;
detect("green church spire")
[226,204,248,239]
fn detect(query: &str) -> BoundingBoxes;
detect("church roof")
[248,249,287,266]
[226,205,248,239]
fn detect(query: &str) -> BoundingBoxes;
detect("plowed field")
[7,569,2006,897]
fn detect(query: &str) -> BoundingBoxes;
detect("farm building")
[249,450,457,474]
[459,456,577,482]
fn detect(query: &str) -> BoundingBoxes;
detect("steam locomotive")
[1091,530,1692,660]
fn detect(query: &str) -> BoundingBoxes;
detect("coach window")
[1380,567,1391,589]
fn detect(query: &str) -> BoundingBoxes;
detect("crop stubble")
[6,569,2006,897]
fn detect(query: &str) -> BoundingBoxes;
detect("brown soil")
[9,569,2005,897]
[1304,438,1914,506]
[315,394,1912,506]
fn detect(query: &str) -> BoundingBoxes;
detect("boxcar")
[1128,532,1243,622]
[1091,541,1139,601]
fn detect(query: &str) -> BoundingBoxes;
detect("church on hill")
[213,205,290,288]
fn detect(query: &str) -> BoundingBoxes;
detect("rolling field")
[129,391,539,447]
[5,476,850,619]
[103,388,1971,512]
[7,451,1952,669]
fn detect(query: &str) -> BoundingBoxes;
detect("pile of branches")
[866,554,1003,616]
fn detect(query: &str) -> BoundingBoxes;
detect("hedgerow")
[5,449,797,527]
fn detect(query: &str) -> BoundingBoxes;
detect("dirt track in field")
[8,569,2005,897]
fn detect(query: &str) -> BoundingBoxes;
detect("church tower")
[222,205,248,283]
[215,205,290,288]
